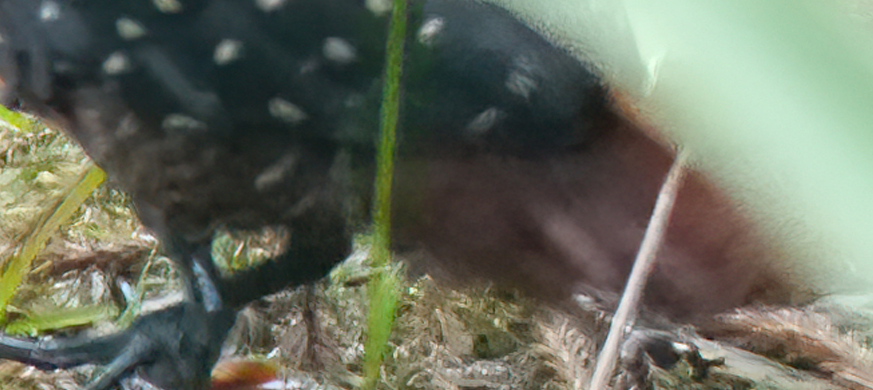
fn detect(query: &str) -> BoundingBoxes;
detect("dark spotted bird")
[0,0,804,389]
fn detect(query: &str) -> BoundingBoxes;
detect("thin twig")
[587,150,690,390]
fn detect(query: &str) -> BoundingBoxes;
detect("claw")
[0,302,237,390]
[0,325,131,370]
[0,217,346,389]
[109,303,238,390]
[85,334,154,390]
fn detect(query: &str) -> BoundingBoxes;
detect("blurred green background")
[498,0,873,293]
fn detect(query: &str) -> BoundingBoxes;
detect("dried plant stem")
[588,150,689,390]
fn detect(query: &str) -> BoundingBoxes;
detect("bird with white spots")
[0,0,806,389]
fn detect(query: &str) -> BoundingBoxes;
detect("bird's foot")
[0,302,237,390]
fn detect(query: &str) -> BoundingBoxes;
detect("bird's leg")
[164,235,228,314]
[217,207,352,310]
[0,303,230,390]
[0,205,351,390]
[110,237,238,390]
[0,238,238,390]
[0,324,134,370]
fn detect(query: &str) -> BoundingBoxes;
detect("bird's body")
[0,0,805,388]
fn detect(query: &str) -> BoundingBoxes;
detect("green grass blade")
[0,104,41,133]
[0,165,106,322]
[370,0,406,256]
[363,0,408,388]
[5,304,118,337]
[363,267,401,389]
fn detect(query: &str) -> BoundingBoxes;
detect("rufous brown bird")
[0,0,805,389]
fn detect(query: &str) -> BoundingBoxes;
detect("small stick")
[587,150,690,390]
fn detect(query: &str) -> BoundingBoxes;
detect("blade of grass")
[363,266,401,388]
[4,304,118,337]
[115,249,160,328]
[0,164,106,323]
[363,0,408,388]
[0,104,41,133]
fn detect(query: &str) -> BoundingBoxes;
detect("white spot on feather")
[255,0,287,12]
[323,37,357,65]
[254,153,299,191]
[40,1,61,22]
[269,98,308,125]
[417,17,444,46]
[102,52,132,75]
[153,0,183,13]
[162,113,207,132]
[213,39,244,65]
[467,107,503,134]
[505,56,539,99]
[365,0,392,15]
[116,17,147,40]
